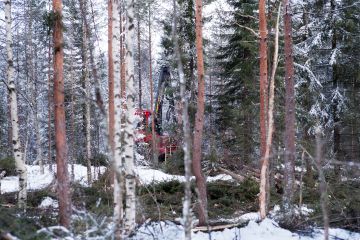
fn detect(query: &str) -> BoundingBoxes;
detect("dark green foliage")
[0,207,53,240]
[72,180,113,216]
[0,157,16,176]
[162,150,185,175]
[137,179,260,221]
[27,190,57,208]
[214,0,258,165]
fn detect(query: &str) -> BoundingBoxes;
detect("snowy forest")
[0,0,359,239]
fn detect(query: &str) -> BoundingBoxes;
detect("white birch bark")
[5,0,27,209]
[123,0,136,234]
[172,0,192,238]
[112,0,124,237]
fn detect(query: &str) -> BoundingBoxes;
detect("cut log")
[192,223,241,232]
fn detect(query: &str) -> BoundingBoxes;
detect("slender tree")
[259,2,281,220]
[112,0,124,238]
[123,0,137,233]
[283,0,296,213]
[53,0,71,227]
[108,0,115,153]
[137,3,142,110]
[259,0,268,161]
[148,2,157,166]
[192,0,208,226]
[173,0,192,238]
[5,0,27,209]
[79,0,92,184]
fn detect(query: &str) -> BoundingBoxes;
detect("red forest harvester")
[135,66,178,162]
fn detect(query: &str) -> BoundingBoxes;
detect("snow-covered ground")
[129,218,360,240]
[0,164,106,194]
[2,165,359,239]
[136,166,233,184]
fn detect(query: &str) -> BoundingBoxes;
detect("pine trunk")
[193,0,208,226]
[259,1,281,220]
[5,0,27,209]
[283,0,296,213]
[53,0,71,228]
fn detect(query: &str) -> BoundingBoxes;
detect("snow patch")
[0,164,106,194]
[39,197,59,209]
[135,167,233,184]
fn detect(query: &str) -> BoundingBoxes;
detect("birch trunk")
[259,3,281,220]
[112,0,125,238]
[123,0,137,233]
[172,0,192,238]
[53,0,71,227]
[193,0,208,226]
[5,0,27,209]
[283,0,296,213]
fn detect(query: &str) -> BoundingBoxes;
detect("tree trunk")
[148,3,157,166]
[259,2,281,220]
[259,0,268,162]
[137,8,142,110]
[53,0,71,228]
[5,0,27,210]
[26,3,43,174]
[331,0,340,180]
[283,0,296,214]
[47,27,53,172]
[315,127,329,240]
[172,1,192,238]
[79,0,92,184]
[193,0,208,226]
[108,0,115,153]
[123,0,137,234]
[112,0,124,238]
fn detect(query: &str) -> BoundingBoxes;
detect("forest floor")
[0,164,359,239]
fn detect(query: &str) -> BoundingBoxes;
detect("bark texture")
[283,0,296,212]
[111,0,124,238]
[5,0,27,209]
[193,0,208,226]
[53,0,71,228]
[79,0,92,184]
[108,0,115,153]
[172,1,192,238]
[259,0,268,161]
[259,2,281,220]
[123,0,137,233]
